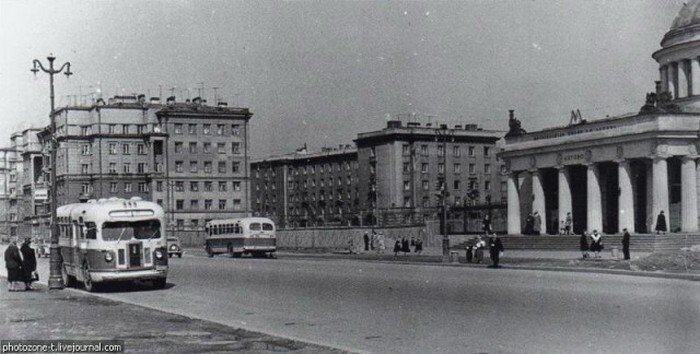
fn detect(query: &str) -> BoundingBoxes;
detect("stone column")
[507,173,521,235]
[669,62,678,99]
[678,60,689,98]
[681,156,698,232]
[557,166,572,233]
[586,163,603,233]
[531,169,547,234]
[660,65,669,93]
[618,160,635,233]
[652,156,670,232]
[692,58,700,96]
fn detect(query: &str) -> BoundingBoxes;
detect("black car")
[167,237,183,258]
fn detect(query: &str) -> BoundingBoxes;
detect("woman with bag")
[20,238,37,290]
[4,238,24,291]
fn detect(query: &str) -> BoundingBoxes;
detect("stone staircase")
[451,233,700,252]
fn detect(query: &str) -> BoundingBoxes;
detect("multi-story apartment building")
[0,146,21,240]
[14,129,48,239]
[252,119,507,231]
[27,94,252,243]
[355,120,506,228]
[251,145,359,228]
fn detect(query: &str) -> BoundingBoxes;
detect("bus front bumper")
[90,268,168,282]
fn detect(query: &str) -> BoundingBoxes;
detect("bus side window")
[234,225,242,234]
[85,222,97,239]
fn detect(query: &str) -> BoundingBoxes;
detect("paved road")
[63,253,697,354]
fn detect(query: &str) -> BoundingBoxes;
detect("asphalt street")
[76,253,700,354]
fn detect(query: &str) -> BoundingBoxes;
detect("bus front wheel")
[82,263,99,292]
[206,245,214,258]
[153,278,167,289]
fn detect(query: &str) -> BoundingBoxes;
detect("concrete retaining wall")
[278,224,440,250]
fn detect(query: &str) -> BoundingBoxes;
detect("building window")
[468,146,475,156]
[485,180,491,191]
[469,163,476,174]
[81,164,89,174]
[421,145,428,156]
[438,163,445,174]
[232,142,240,154]
[176,219,184,230]
[137,144,145,155]
[174,124,183,134]
[190,181,199,192]
[137,163,147,173]
[191,219,199,228]
[110,182,117,193]
[190,200,199,210]
[138,183,148,192]
[81,183,90,194]
[218,199,226,210]
[156,181,163,192]
[137,125,146,135]
[189,142,197,153]
[176,200,184,210]
[233,199,241,209]
[403,181,410,191]
[217,143,226,154]
[190,161,198,173]
[218,161,226,173]
[453,146,461,157]
[204,181,213,192]
[403,162,410,173]
[484,146,490,157]
[203,142,211,153]
[402,144,410,156]
[81,144,91,155]
[122,143,130,155]
[422,180,429,190]
[203,124,211,135]
[454,163,461,173]
[231,124,240,136]
[188,124,197,135]
[204,161,212,173]
[421,163,428,173]
[109,163,117,174]
[454,180,461,190]
[438,145,445,157]
[233,181,241,191]
[174,142,183,153]
[218,181,227,191]
[217,124,225,135]
[124,183,132,192]
[109,124,117,134]
[204,199,213,210]
[123,163,131,173]
[403,197,411,208]
[175,161,183,173]
[122,125,130,134]
[484,164,491,174]
[109,143,117,154]
[175,181,184,192]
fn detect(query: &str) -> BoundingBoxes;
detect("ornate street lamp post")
[31,54,72,290]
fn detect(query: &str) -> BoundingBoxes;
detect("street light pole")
[435,126,453,262]
[31,54,72,290]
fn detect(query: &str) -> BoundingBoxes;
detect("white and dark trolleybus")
[204,217,277,258]
[57,197,168,292]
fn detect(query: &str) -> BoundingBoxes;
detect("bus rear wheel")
[61,264,76,288]
[206,245,214,258]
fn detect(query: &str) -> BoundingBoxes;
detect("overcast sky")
[0,0,685,158]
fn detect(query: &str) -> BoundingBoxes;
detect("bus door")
[75,220,86,266]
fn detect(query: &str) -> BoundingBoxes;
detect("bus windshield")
[102,220,162,241]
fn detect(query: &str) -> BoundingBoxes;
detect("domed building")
[499,2,700,237]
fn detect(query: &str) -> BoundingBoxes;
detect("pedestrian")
[20,238,37,290]
[393,239,401,256]
[590,229,603,258]
[488,233,504,268]
[370,231,376,250]
[622,228,631,260]
[4,237,24,292]
[655,210,667,235]
[474,236,485,264]
[524,213,534,235]
[482,215,492,234]
[465,241,473,263]
[401,237,410,255]
[363,232,370,252]
[533,211,542,235]
[565,212,573,235]
[579,230,589,259]
[414,238,423,255]
[376,232,385,254]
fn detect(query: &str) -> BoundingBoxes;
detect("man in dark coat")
[488,234,504,268]
[524,213,534,235]
[363,232,370,252]
[20,238,37,290]
[4,239,24,291]
[622,228,631,260]
[655,211,667,235]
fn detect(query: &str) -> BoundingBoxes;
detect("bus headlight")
[154,249,164,260]
[104,252,114,262]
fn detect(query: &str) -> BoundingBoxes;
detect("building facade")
[252,119,507,231]
[251,145,359,228]
[0,146,21,240]
[500,1,700,235]
[15,94,254,242]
